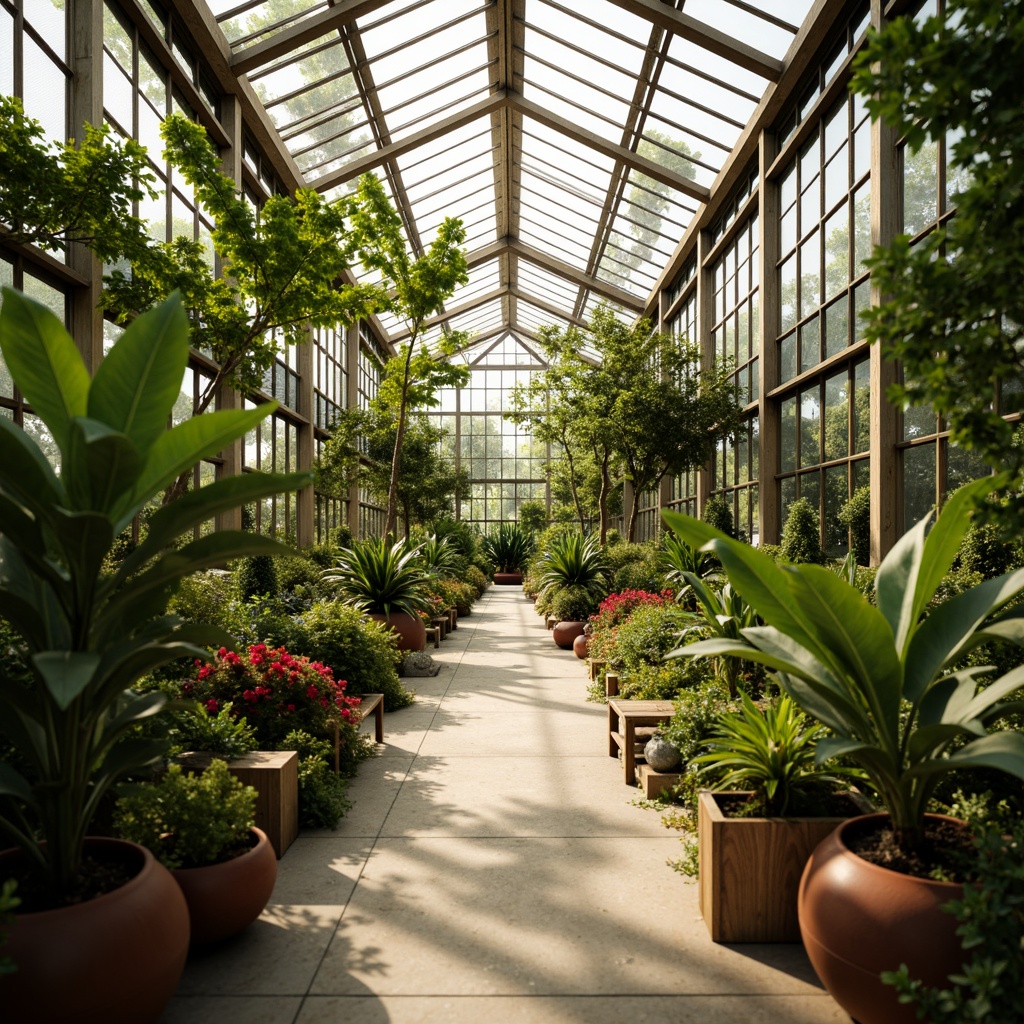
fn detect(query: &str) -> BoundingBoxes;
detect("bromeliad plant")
[0,290,307,902]
[662,476,1024,855]
[481,521,534,574]
[696,693,862,817]
[322,536,432,617]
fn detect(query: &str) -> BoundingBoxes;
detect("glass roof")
[203,0,814,350]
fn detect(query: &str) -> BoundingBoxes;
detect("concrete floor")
[161,587,846,1024]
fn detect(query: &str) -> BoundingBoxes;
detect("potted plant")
[536,531,609,622]
[663,476,1024,1024]
[693,693,866,942]
[322,537,432,651]
[0,290,307,1024]
[114,759,277,945]
[548,584,599,651]
[481,521,534,584]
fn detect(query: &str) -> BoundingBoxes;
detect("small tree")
[701,495,735,538]
[838,486,871,565]
[780,497,825,565]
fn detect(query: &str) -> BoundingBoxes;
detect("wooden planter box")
[697,789,869,943]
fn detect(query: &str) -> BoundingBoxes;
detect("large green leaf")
[917,670,990,727]
[87,293,189,456]
[0,287,90,450]
[31,651,101,711]
[63,418,142,514]
[50,507,115,616]
[955,663,1024,722]
[121,404,279,520]
[906,567,1024,700]
[909,730,1024,782]
[117,470,311,580]
[0,415,63,513]
[908,722,984,763]
[0,493,44,558]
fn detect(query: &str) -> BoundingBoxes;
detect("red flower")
[205,699,219,713]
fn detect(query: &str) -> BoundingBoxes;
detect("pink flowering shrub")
[185,644,362,748]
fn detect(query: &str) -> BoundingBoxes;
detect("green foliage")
[838,486,871,566]
[701,495,735,538]
[0,291,306,900]
[0,96,154,262]
[418,535,464,578]
[550,585,599,623]
[464,564,490,597]
[613,603,691,673]
[235,555,280,602]
[780,497,825,565]
[661,532,720,599]
[322,537,432,617]
[169,570,235,630]
[114,760,256,870]
[661,681,735,765]
[266,600,411,711]
[617,658,712,701]
[850,0,1024,529]
[536,531,610,605]
[281,730,352,830]
[169,701,257,761]
[481,522,534,574]
[517,499,548,533]
[695,694,861,816]
[883,819,1024,1022]
[662,475,1024,854]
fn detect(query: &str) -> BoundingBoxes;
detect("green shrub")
[282,730,352,829]
[518,498,548,533]
[838,485,871,565]
[612,557,665,594]
[235,554,280,601]
[114,760,256,869]
[465,564,489,596]
[169,701,257,761]
[958,520,1024,578]
[780,497,825,564]
[701,495,734,538]
[661,680,734,766]
[276,601,413,711]
[613,603,691,672]
[618,658,712,700]
[550,584,598,622]
[329,524,354,549]
[169,570,234,629]
[276,554,323,596]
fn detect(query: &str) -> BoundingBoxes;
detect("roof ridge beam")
[231,0,390,75]
[602,0,784,81]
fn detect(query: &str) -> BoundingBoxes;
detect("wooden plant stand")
[607,699,675,785]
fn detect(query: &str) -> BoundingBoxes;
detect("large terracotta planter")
[493,571,523,585]
[369,610,426,652]
[572,632,589,659]
[172,827,277,945]
[0,837,189,1024]
[697,789,869,942]
[798,813,965,1024]
[552,620,586,649]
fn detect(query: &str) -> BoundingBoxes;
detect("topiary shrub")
[780,497,825,564]
[550,584,598,622]
[838,485,871,565]
[701,495,734,538]
[235,554,280,601]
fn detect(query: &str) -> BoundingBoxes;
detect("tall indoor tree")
[851,0,1024,528]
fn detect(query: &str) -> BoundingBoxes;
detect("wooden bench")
[333,692,384,773]
[607,699,675,786]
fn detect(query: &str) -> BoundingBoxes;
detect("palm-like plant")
[418,533,463,577]
[322,537,431,617]
[696,693,861,816]
[672,574,759,698]
[661,532,721,599]
[0,291,306,900]
[536,531,609,605]
[663,476,1024,854]
[481,521,534,573]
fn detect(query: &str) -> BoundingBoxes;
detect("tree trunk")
[598,449,612,543]
[626,480,641,543]
[385,342,417,538]
[562,440,586,533]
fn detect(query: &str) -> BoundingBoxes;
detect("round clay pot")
[552,620,586,649]
[493,572,523,586]
[369,610,426,652]
[572,632,589,659]
[172,827,277,945]
[798,814,965,1024]
[1,837,189,1024]
[644,734,681,772]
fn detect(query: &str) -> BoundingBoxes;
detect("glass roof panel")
[516,264,580,309]
[515,297,571,333]
[212,0,327,46]
[698,0,798,58]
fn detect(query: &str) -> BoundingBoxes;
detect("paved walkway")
[163,587,845,1023]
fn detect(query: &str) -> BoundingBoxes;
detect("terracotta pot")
[0,837,189,1024]
[552,620,586,649]
[369,610,426,652]
[798,813,965,1024]
[493,571,523,585]
[572,633,589,659]
[172,827,277,945]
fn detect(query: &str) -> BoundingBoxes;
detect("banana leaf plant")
[0,290,309,902]
[662,476,1024,854]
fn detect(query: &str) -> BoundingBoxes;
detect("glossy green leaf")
[31,651,101,711]
[0,414,63,512]
[0,287,89,450]
[87,292,189,455]
[917,670,989,727]
[910,731,1024,782]
[955,664,1024,722]
[50,508,114,614]
[123,404,277,519]
[63,418,142,514]
[908,722,983,763]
